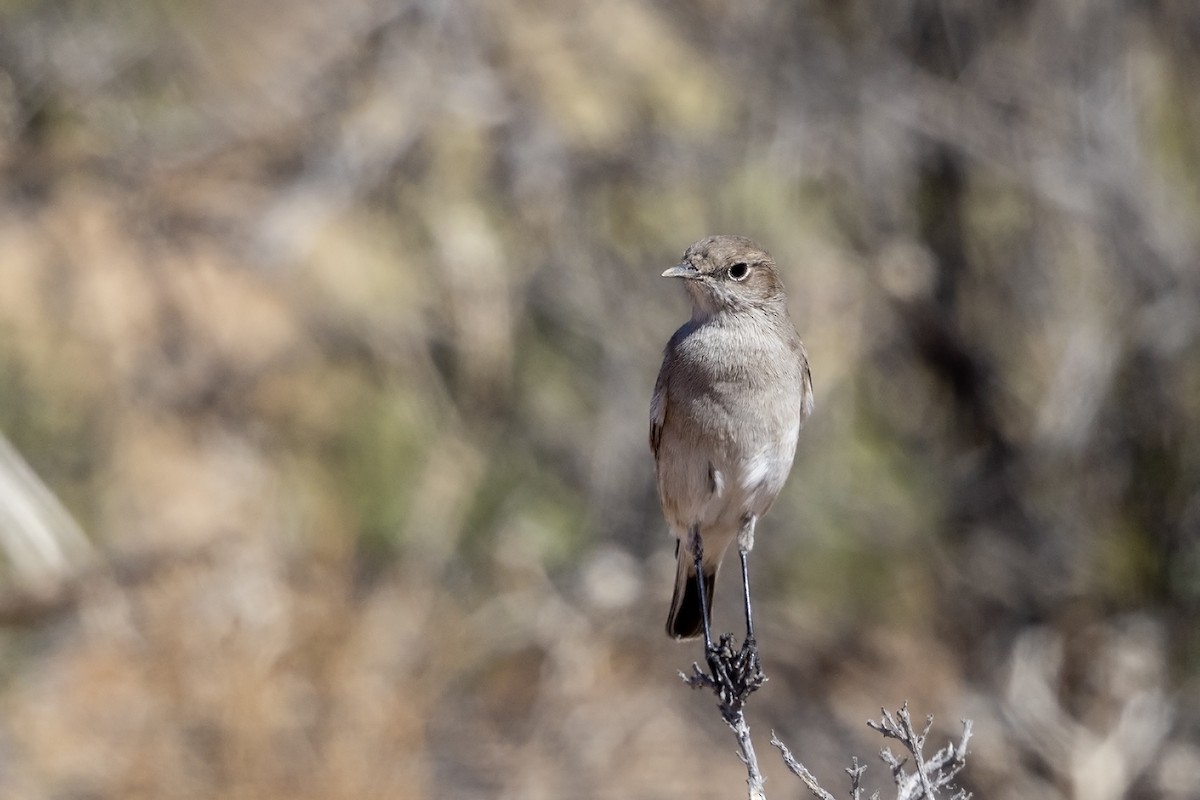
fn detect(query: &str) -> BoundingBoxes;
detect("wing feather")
[649,359,668,460]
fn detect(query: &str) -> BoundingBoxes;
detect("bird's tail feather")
[666,552,717,640]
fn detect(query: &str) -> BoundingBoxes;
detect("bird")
[650,235,813,642]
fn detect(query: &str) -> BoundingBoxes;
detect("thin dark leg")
[737,514,757,641]
[734,541,764,695]
[682,531,766,719]
[681,519,765,717]
[689,525,714,649]
[739,548,754,641]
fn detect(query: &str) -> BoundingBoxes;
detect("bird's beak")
[661,263,700,280]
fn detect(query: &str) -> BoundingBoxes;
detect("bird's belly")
[657,385,799,533]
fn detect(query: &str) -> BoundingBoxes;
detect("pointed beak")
[661,263,699,280]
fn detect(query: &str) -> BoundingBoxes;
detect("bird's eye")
[728,262,750,281]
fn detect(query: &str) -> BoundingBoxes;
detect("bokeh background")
[1,1,1198,797]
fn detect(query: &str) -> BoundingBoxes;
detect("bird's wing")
[649,356,669,460]
[800,359,814,421]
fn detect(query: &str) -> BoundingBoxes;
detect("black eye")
[728,262,749,281]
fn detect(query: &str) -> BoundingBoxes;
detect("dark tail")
[666,555,716,640]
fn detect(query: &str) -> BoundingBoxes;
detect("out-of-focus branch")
[0,537,232,627]
[0,433,94,594]
[1004,622,1173,800]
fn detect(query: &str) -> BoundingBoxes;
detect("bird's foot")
[681,632,766,724]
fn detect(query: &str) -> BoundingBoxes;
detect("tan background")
[0,1,1198,797]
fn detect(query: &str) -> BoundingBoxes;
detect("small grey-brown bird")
[651,235,813,642]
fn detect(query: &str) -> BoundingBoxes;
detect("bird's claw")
[682,632,766,723]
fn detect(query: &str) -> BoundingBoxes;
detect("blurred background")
[0,0,1198,797]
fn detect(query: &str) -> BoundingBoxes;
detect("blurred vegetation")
[0,0,1198,797]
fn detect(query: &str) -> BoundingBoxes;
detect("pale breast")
[657,314,807,525]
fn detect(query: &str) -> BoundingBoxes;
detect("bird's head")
[662,235,787,318]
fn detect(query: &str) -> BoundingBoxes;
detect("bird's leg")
[734,515,764,686]
[737,514,757,642]
[739,549,755,642]
[689,524,714,650]
[686,525,736,697]
[683,514,766,717]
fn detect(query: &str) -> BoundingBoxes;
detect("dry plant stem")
[771,732,838,800]
[874,705,936,798]
[846,757,867,800]
[682,633,768,799]
[733,711,767,800]
[681,533,768,800]
[769,705,974,800]
[868,702,974,799]
[682,524,769,798]
[681,546,971,800]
